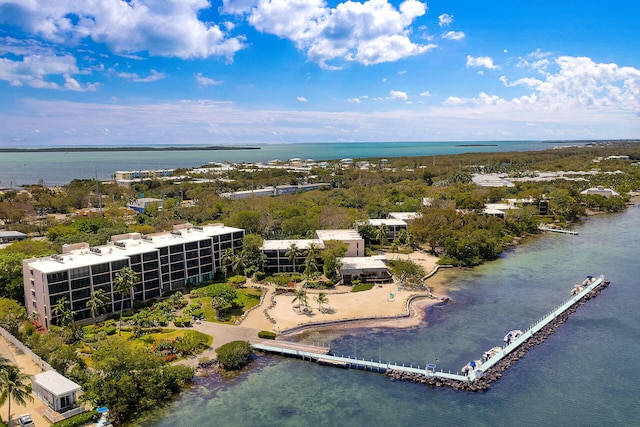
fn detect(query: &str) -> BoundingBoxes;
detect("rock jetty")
[385,279,611,391]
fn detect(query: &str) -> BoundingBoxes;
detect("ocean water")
[0,140,583,187]
[142,204,640,427]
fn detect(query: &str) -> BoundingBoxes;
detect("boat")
[461,359,482,375]
[503,329,523,345]
[94,407,113,427]
[482,346,502,362]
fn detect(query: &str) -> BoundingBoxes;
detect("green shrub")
[216,340,253,370]
[351,283,374,293]
[258,330,276,339]
[253,271,266,282]
[174,317,192,327]
[228,275,247,286]
[51,410,98,427]
[104,326,117,335]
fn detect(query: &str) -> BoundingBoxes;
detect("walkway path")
[177,321,261,368]
[0,336,49,427]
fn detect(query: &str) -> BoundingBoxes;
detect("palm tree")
[390,239,400,259]
[52,297,74,327]
[291,288,308,312]
[376,223,389,246]
[113,267,138,335]
[231,252,248,277]
[314,292,329,312]
[302,243,320,280]
[285,243,302,274]
[0,364,34,427]
[221,248,235,279]
[86,289,110,325]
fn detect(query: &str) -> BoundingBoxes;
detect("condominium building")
[23,223,244,328]
[314,229,365,257]
[261,239,325,273]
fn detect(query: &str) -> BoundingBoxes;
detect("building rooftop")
[340,257,388,270]
[27,224,242,272]
[366,218,408,227]
[33,370,82,396]
[315,229,362,241]
[261,239,324,251]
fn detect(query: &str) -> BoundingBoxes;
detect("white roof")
[33,371,81,396]
[367,218,407,227]
[28,249,129,274]
[315,229,362,241]
[27,224,242,273]
[340,257,388,270]
[261,239,324,251]
[388,212,420,220]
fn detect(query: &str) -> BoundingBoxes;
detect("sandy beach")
[241,251,451,334]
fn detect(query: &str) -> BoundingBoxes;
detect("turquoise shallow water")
[0,140,582,187]
[143,204,640,427]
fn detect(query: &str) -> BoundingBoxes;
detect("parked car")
[18,413,35,427]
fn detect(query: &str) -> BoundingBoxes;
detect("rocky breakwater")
[385,279,611,391]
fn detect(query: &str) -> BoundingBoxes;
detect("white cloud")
[0,51,98,90]
[297,96,308,102]
[225,0,433,69]
[115,69,166,83]
[502,55,640,110]
[442,31,465,41]
[466,55,499,69]
[420,91,432,97]
[347,97,361,104]
[438,14,453,27]
[389,89,408,100]
[1,0,246,60]
[196,73,224,86]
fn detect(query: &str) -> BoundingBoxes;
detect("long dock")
[538,225,578,235]
[253,275,610,390]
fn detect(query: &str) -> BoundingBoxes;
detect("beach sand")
[241,251,452,335]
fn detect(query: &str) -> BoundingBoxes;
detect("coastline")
[239,251,453,338]
[0,145,260,152]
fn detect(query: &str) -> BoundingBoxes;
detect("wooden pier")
[253,275,610,390]
[538,225,579,235]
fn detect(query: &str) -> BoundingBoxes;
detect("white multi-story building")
[261,239,325,273]
[23,223,244,328]
[314,229,365,257]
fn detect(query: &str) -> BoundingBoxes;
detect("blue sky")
[1,0,639,146]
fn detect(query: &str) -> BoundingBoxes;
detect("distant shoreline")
[0,146,261,153]
[455,144,498,147]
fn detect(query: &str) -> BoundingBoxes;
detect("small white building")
[338,257,391,284]
[580,186,620,198]
[32,370,82,414]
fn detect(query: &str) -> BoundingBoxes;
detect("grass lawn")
[79,328,212,366]
[351,283,375,292]
[190,287,263,323]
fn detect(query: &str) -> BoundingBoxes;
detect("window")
[170,253,184,263]
[70,266,90,279]
[47,271,68,283]
[143,251,158,262]
[91,263,110,275]
[111,260,127,271]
